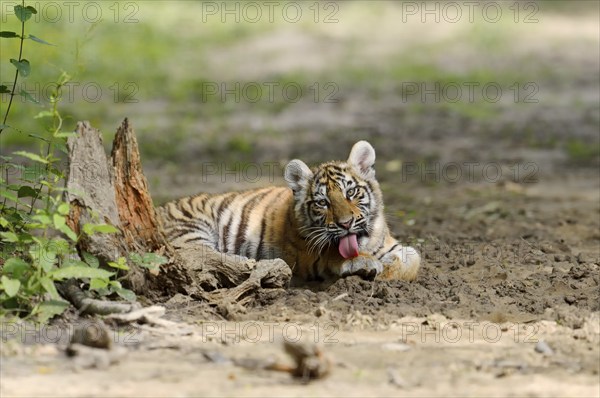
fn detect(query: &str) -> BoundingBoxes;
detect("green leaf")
[109,280,122,289]
[33,300,69,323]
[19,89,38,103]
[57,202,69,215]
[40,277,60,300]
[32,214,52,225]
[54,131,77,139]
[4,211,26,227]
[49,266,114,281]
[28,34,53,45]
[93,224,119,234]
[10,59,30,77]
[27,133,50,143]
[0,31,20,38]
[22,166,46,183]
[83,223,119,236]
[130,252,168,271]
[17,185,37,198]
[0,190,18,202]
[57,223,77,241]
[3,257,30,278]
[14,5,37,22]
[53,214,66,229]
[114,287,136,302]
[108,257,129,271]
[1,276,21,297]
[37,249,57,273]
[62,259,89,268]
[33,110,54,119]
[46,238,70,256]
[13,151,48,164]
[82,223,94,236]
[0,231,19,243]
[89,278,108,290]
[81,252,99,268]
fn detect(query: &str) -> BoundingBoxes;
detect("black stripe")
[217,194,239,252]
[178,197,195,218]
[216,193,237,216]
[234,190,270,254]
[255,191,284,259]
[256,217,267,259]
[183,236,210,245]
[377,243,400,260]
[171,226,197,240]
[191,195,209,212]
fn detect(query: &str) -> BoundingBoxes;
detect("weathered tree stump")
[64,119,291,309]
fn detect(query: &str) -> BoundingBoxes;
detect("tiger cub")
[157,141,420,281]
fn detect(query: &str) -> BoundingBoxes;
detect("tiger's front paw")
[340,255,383,280]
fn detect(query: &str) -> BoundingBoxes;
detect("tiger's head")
[284,141,385,258]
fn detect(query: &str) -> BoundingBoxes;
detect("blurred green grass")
[1,1,598,168]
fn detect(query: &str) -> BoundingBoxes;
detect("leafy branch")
[0,2,53,136]
[0,2,161,322]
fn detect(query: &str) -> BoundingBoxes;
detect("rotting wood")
[64,119,292,312]
[111,118,167,251]
[59,280,140,315]
[65,121,127,266]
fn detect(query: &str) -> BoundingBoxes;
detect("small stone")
[387,367,407,388]
[382,343,411,352]
[577,253,596,264]
[554,262,572,273]
[534,340,554,356]
[564,295,577,305]
[70,321,112,350]
[542,266,554,275]
[315,306,327,317]
[570,265,588,280]
[554,254,567,262]
[540,243,555,254]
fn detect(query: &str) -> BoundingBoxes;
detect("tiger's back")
[158,141,421,281]
[157,186,294,260]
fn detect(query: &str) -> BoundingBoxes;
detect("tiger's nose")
[337,217,353,230]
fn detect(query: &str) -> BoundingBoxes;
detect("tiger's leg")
[375,236,421,281]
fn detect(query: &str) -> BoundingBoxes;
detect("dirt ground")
[4,173,599,397]
[1,3,599,398]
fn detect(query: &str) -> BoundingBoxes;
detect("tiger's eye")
[346,188,356,198]
[316,199,328,207]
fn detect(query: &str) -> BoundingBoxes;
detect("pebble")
[577,253,596,264]
[534,340,554,356]
[387,367,407,388]
[564,295,577,305]
[540,243,555,254]
[553,262,572,274]
[382,343,411,352]
[554,254,568,262]
[315,306,327,317]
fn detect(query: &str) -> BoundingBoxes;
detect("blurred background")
[1,0,598,208]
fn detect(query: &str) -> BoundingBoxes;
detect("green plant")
[565,139,600,163]
[0,3,147,322]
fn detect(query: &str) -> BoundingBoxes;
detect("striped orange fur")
[157,141,420,281]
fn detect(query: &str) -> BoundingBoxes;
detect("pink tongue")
[339,234,359,259]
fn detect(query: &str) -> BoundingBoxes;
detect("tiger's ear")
[285,159,313,194]
[348,140,376,180]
